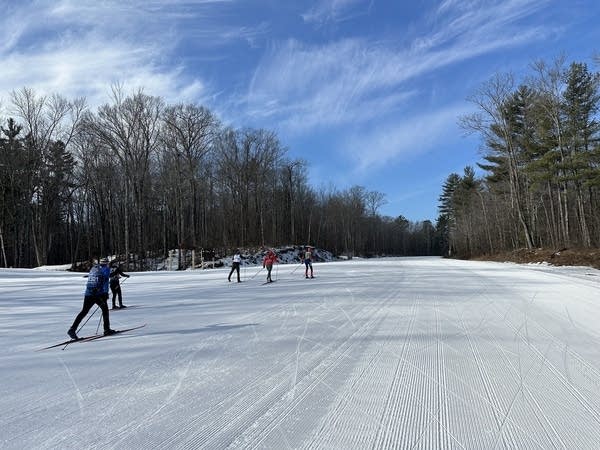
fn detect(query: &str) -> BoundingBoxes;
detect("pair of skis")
[261,276,316,285]
[39,324,146,351]
[235,274,318,285]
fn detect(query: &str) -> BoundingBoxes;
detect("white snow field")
[2,257,600,449]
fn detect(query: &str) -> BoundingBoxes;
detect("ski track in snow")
[170,285,395,449]
[229,288,399,448]
[2,257,600,449]
[60,356,85,416]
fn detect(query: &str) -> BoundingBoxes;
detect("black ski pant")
[70,294,111,332]
[304,260,313,277]
[110,283,123,307]
[228,262,241,282]
[265,264,273,282]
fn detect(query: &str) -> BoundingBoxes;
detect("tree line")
[0,86,442,269]
[439,57,600,257]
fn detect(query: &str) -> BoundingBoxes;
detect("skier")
[228,250,242,282]
[109,262,130,309]
[262,249,278,283]
[304,246,314,279]
[68,258,115,339]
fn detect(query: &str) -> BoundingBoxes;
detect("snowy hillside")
[2,257,600,449]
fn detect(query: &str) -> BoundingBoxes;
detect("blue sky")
[1,0,599,221]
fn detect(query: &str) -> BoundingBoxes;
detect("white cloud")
[0,34,206,109]
[0,0,563,134]
[343,104,473,174]
[426,0,552,50]
[298,104,474,197]
[0,0,248,109]
[245,0,555,134]
[246,38,416,131]
[302,0,371,25]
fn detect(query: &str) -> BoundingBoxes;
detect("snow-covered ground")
[2,257,600,449]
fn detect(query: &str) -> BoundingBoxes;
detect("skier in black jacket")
[109,263,130,309]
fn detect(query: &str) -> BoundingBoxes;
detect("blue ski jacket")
[85,264,111,296]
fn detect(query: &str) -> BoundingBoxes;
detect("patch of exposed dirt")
[472,247,600,270]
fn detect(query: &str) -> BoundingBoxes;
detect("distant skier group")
[228,246,315,284]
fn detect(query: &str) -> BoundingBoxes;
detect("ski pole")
[290,260,304,275]
[249,266,264,280]
[76,305,99,334]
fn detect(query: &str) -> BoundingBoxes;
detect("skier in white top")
[228,250,242,282]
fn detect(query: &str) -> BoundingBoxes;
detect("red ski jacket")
[263,252,278,267]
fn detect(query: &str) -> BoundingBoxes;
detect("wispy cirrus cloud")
[246,0,556,135]
[1,35,204,109]
[0,0,254,108]
[418,0,553,53]
[301,0,372,25]
[246,38,420,131]
[342,104,472,175]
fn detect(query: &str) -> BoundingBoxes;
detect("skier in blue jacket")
[68,258,116,339]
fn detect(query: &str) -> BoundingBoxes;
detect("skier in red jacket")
[262,250,278,283]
